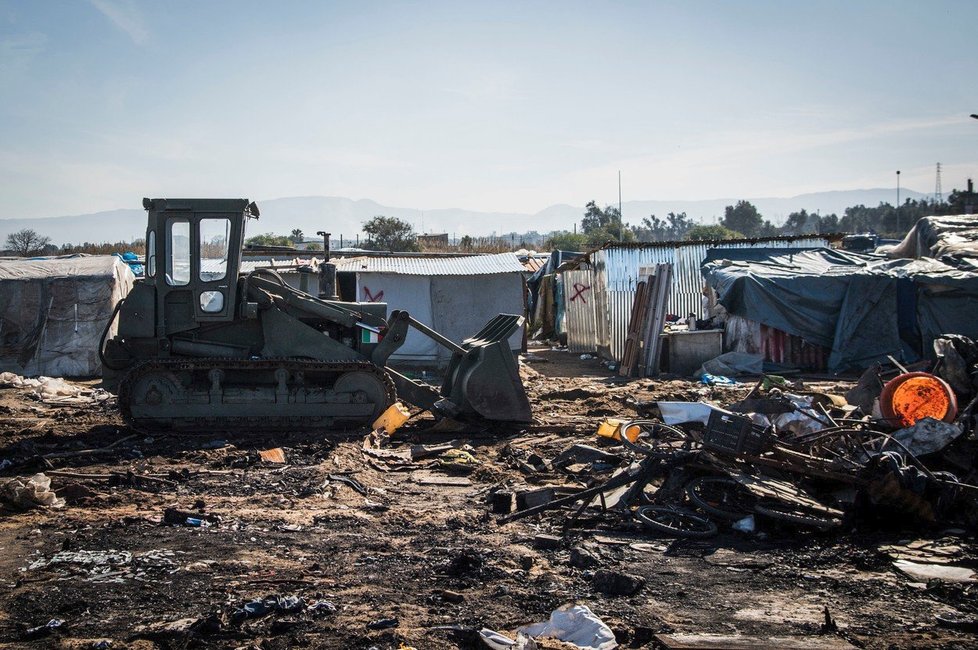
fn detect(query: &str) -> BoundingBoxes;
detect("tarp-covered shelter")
[703,247,978,372]
[882,214,978,270]
[0,256,135,377]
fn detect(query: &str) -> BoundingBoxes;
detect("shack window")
[199,218,230,281]
[166,219,190,286]
[146,230,156,277]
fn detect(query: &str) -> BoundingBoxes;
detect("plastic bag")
[0,473,65,510]
[480,604,617,650]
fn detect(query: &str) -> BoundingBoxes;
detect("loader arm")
[373,310,532,422]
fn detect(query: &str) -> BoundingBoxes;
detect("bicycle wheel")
[685,476,756,521]
[620,420,698,457]
[634,505,718,538]
[752,500,840,531]
[802,428,887,466]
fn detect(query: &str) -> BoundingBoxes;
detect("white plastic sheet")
[0,473,65,510]
[480,604,617,650]
[0,372,109,404]
[657,401,713,426]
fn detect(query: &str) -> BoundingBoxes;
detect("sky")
[1,0,977,220]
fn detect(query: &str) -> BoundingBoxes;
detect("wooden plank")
[640,263,672,377]
[412,472,472,487]
[619,280,649,377]
[655,633,856,650]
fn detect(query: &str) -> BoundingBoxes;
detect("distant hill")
[0,188,930,246]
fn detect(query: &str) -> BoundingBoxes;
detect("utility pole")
[896,170,901,233]
[618,170,623,242]
[935,162,943,205]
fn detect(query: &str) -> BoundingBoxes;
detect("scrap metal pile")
[495,336,978,538]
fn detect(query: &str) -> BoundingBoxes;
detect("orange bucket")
[879,372,957,428]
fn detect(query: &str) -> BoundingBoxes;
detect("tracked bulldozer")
[101,198,532,432]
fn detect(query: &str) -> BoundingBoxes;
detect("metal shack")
[332,253,527,366]
[562,235,831,361]
[0,255,135,377]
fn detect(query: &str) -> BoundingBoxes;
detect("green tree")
[686,224,744,241]
[245,232,293,247]
[459,235,474,250]
[581,201,611,233]
[362,215,419,252]
[782,209,815,235]
[5,228,52,256]
[721,200,764,237]
[546,231,587,251]
[290,228,304,244]
[632,211,695,242]
[818,213,840,232]
[579,201,635,247]
[947,186,978,214]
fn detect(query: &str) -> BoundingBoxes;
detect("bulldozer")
[100,198,532,432]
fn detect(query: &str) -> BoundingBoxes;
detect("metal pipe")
[316,231,332,261]
[408,316,467,355]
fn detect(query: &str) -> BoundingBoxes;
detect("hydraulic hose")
[98,298,131,371]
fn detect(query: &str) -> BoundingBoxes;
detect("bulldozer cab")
[142,198,256,335]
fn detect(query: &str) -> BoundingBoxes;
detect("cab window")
[146,230,156,277]
[166,219,190,286]
[199,218,230,281]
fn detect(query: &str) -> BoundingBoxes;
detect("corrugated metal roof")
[332,252,525,276]
[231,253,525,276]
[522,256,548,273]
[236,258,314,274]
[596,233,845,251]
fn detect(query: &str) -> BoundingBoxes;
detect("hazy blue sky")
[1,0,976,219]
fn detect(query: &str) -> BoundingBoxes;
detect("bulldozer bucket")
[440,314,532,422]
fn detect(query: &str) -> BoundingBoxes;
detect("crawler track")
[118,357,395,433]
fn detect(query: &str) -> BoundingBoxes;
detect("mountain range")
[0,188,929,246]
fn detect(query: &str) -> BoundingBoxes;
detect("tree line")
[5,185,976,257]
[547,186,978,250]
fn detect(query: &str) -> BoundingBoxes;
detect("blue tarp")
[113,251,144,277]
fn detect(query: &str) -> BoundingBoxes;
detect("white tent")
[0,256,134,377]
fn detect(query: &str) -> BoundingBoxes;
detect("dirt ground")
[0,346,976,649]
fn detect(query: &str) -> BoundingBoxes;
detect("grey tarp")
[702,248,978,372]
[0,256,134,377]
[881,214,978,264]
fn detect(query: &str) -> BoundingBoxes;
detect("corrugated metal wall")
[563,269,598,353]
[585,237,828,361]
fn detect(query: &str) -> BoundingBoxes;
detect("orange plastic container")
[595,418,641,442]
[372,402,411,433]
[879,372,957,428]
